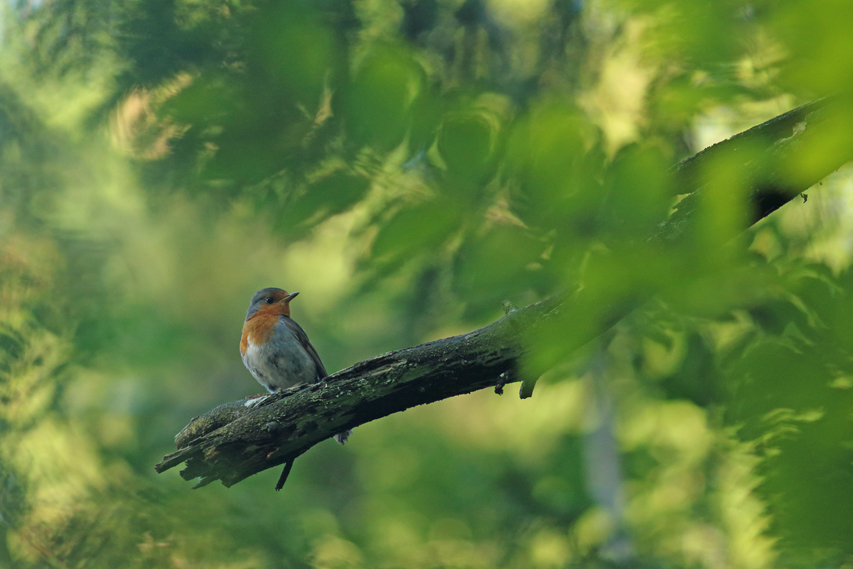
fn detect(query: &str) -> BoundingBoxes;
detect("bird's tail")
[334,429,353,445]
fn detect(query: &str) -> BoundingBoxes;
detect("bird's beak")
[284,291,300,302]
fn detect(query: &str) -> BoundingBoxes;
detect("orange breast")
[240,312,280,354]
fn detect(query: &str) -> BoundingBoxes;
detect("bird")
[240,287,351,489]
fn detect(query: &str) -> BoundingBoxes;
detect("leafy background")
[2,0,853,567]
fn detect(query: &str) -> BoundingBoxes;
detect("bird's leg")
[275,459,295,491]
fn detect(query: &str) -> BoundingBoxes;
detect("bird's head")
[245,287,299,320]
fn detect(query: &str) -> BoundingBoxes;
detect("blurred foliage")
[2,0,853,567]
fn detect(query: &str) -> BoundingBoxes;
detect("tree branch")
[156,94,853,488]
[156,294,562,487]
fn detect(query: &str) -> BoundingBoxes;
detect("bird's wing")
[281,317,328,380]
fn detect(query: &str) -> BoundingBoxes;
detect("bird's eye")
[265,297,274,304]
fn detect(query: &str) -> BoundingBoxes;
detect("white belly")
[241,327,317,392]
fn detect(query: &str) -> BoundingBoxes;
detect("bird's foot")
[244,394,272,408]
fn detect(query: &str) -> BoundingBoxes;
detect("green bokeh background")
[3,0,853,567]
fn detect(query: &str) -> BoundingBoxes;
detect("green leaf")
[370,199,460,264]
[344,48,426,150]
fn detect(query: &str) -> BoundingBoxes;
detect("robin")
[241,287,351,489]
